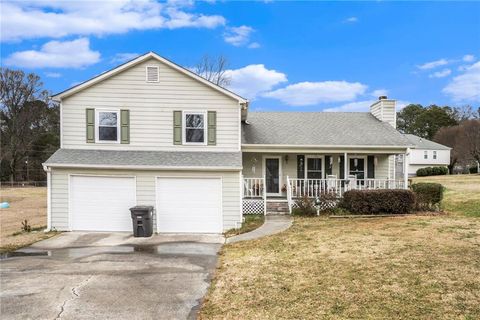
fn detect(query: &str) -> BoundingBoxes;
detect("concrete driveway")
[0,232,224,320]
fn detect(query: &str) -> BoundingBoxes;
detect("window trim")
[305,155,325,179]
[433,151,437,160]
[424,150,428,159]
[145,65,159,83]
[182,110,207,146]
[95,109,120,143]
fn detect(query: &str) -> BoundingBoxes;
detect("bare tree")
[434,125,461,173]
[193,55,231,87]
[458,119,480,164]
[0,68,56,181]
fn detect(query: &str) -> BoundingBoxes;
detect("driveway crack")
[55,275,93,319]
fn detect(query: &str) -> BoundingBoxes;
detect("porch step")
[266,201,290,215]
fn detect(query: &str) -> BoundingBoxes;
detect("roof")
[403,134,451,150]
[44,149,242,170]
[242,112,413,147]
[51,52,248,104]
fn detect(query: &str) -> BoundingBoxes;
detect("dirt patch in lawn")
[201,215,480,319]
[0,187,57,252]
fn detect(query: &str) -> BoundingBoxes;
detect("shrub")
[411,183,444,211]
[416,166,448,177]
[339,189,416,214]
[469,166,478,174]
[292,195,316,216]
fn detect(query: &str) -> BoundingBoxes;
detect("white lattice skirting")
[242,199,265,214]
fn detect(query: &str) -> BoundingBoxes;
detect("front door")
[349,158,365,179]
[265,157,281,195]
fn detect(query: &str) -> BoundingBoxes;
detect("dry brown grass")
[412,174,480,217]
[201,215,480,319]
[0,187,56,252]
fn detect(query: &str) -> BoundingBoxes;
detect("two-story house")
[44,52,414,234]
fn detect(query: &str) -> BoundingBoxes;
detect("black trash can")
[130,206,154,237]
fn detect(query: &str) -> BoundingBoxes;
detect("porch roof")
[44,149,242,170]
[242,112,413,148]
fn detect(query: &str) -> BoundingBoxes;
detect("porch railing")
[242,177,266,215]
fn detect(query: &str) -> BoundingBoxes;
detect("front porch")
[241,151,409,215]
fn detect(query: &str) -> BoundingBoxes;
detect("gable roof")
[242,112,413,148]
[52,52,248,104]
[403,134,451,150]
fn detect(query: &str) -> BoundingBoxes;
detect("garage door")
[156,178,222,233]
[70,176,136,231]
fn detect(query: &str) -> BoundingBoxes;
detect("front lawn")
[201,175,480,319]
[224,214,265,238]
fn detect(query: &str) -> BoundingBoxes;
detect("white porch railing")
[242,177,266,215]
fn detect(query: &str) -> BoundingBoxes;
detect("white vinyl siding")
[61,58,240,151]
[50,168,241,232]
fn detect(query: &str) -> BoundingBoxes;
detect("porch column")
[403,148,410,189]
[344,152,348,178]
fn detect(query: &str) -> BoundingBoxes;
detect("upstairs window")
[183,111,206,144]
[424,151,428,159]
[433,151,437,159]
[96,110,119,142]
[146,66,159,82]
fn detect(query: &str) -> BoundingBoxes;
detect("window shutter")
[86,108,95,143]
[120,109,130,144]
[325,155,332,175]
[367,155,375,178]
[173,111,182,145]
[207,111,217,145]
[339,156,345,179]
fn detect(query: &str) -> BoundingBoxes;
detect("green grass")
[224,214,265,238]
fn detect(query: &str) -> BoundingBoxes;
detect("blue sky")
[1,1,479,112]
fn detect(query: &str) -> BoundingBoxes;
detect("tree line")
[397,104,480,172]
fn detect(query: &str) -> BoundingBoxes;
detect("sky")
[1,0,479,112]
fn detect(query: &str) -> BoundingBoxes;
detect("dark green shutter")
[86,108,95,143]
[120,109,130,144]
[339,156,345,179]
[367,155,375,178]
[173,111,182,145]
[297,155,305,179]
[207,111,216,145]
[325,155,332,175]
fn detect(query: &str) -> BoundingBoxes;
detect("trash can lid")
[129,205,154,211]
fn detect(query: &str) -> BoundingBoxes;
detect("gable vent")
[146,66,159,83]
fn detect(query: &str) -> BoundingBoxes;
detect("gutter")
[42,163,243,171]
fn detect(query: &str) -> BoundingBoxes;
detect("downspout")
[43,165,52,232]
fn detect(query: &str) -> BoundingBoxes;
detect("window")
[306,158,323,179]
[424,151,428,159]
[183,112,206,144]
[96,110,119,142]
[433,151,437,159]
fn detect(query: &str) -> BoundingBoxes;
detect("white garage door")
[156,177,222,233]
[70,176,136,231]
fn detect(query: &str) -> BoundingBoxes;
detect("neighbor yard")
[0,187,56,252]
[201,175,480,319]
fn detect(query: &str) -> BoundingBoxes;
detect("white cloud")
[224,64,287,99]
[324,100,410,112]
[463,54,475,62]
[45,72,61,78]
[429,68,451,78]
[344,17,358,23]
[247,42,261,49]
[5,38,100,68]
[263,81,368,106]
[372,89,389,97]
[1,1,225,42]
[443,61,480,102]
[223,25,254,47]
[111,52,139,64]
[417,58,449,70]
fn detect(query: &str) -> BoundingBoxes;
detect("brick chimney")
[370,96,396,128]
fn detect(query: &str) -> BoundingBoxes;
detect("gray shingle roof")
[242,112,412,147]
[403,134,451,150]
[44,149,242,169]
